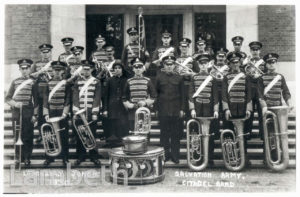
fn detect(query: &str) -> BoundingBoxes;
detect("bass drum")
[110,146,165,185]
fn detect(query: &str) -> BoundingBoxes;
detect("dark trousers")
[13,117,34,161]
[101,116,110,138]
[109,118,129,140]
[159,116,182,160]
[45,119,69,161]
[75,119,98,160]
[244,97,263,140]
[37,98,45,137]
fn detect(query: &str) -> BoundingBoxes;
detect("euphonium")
[133,107,151,135]
[14,104,23,171]
[263,106,290,171]
[220,118,248,171]
[41,117,64,157]
[186,117,214,171]
[73,109,97,150]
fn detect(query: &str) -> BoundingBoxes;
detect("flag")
[138,7,146,58]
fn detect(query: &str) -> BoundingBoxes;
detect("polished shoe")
[35,136,43,144]
[171,157,179,164]
[91,159,101,166]
[43,159,52,166]
[24,160,31,167]
[74,159,83,166]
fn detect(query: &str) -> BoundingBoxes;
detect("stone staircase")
[3,104,296,169]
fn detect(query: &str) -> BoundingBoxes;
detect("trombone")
[14,104,23,171]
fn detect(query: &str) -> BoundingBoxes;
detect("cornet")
[41,116,65,157]
[73,109,97,150]
[186,117,214,171]
[263,106,290,171]
[220,117,248,171]
[174,61,195,76]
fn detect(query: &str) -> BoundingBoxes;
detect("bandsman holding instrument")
[155,55,184,164]
[72,60,101,166]
[243,42,265,147]
[258,53,292,171]
[43,61,71,166]
[122,58,156,131]
[121,27,150,77]
[193,37,214,60]
[30,44,53,144]
[6,59,38,168]
[188,53,219,169]
[221,52,252,170]
[90,35,108,79]
[58,37,76,64]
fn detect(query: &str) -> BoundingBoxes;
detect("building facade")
[5,5,295,95]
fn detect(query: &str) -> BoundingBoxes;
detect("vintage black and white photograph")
[1,0,297,194]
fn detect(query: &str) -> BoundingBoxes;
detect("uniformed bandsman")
[193,37,214,60]
[90,35,108,78]
[103,60,129,145]
[258,53,292,136]
[5,59,38,167]
[72,60,101,166]
[243,41,265,142]
[222,52,252,164]
[43,61,71,166]
[122,58,156,131]
[58,37,76,64]
[121,27,150,77]
[189,54,219,165]
[231,36,247,61]
[155,55,185,164]
[31,44,53,144]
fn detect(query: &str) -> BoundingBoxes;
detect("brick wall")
[258,5,295,61]
[5,5,51,64]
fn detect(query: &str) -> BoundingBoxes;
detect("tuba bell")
[133,107,151,136]
[41,117,64,157]
[262,106,290,171]
[73,109,97,150]
[186,117,214,171]
[220,117,248,171]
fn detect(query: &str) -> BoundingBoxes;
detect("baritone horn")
[41,116,65,157]
[263,106,290,171]
[73,109,97,150]
[186,117,214,171]
[133,107,151,136]
[220,117,248,171]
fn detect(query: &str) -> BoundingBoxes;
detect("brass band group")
[5,16,293,175]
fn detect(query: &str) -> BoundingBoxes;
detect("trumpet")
[14,104,23,171]
[133,107,151,136]
[73,109,97,150]
[220,117,248,171]
[41,116,65,157]
[186,117,214,171]
[263,106,290,171]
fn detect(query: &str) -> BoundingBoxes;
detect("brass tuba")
[262,106,290,171]
[133,107,151,136]
[73,109,97,150]
[186,117,214,171]
[220,118,248,171]
[41,117,64,157]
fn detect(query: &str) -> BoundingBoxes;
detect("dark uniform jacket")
[5,76,38,119]
[58,51,76,64]
[189,71,219,117]
[104,75,128,119]
[43,78,71,117]
[155,71,184,117]
[222,71,253,117]
[258,72,291,107]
